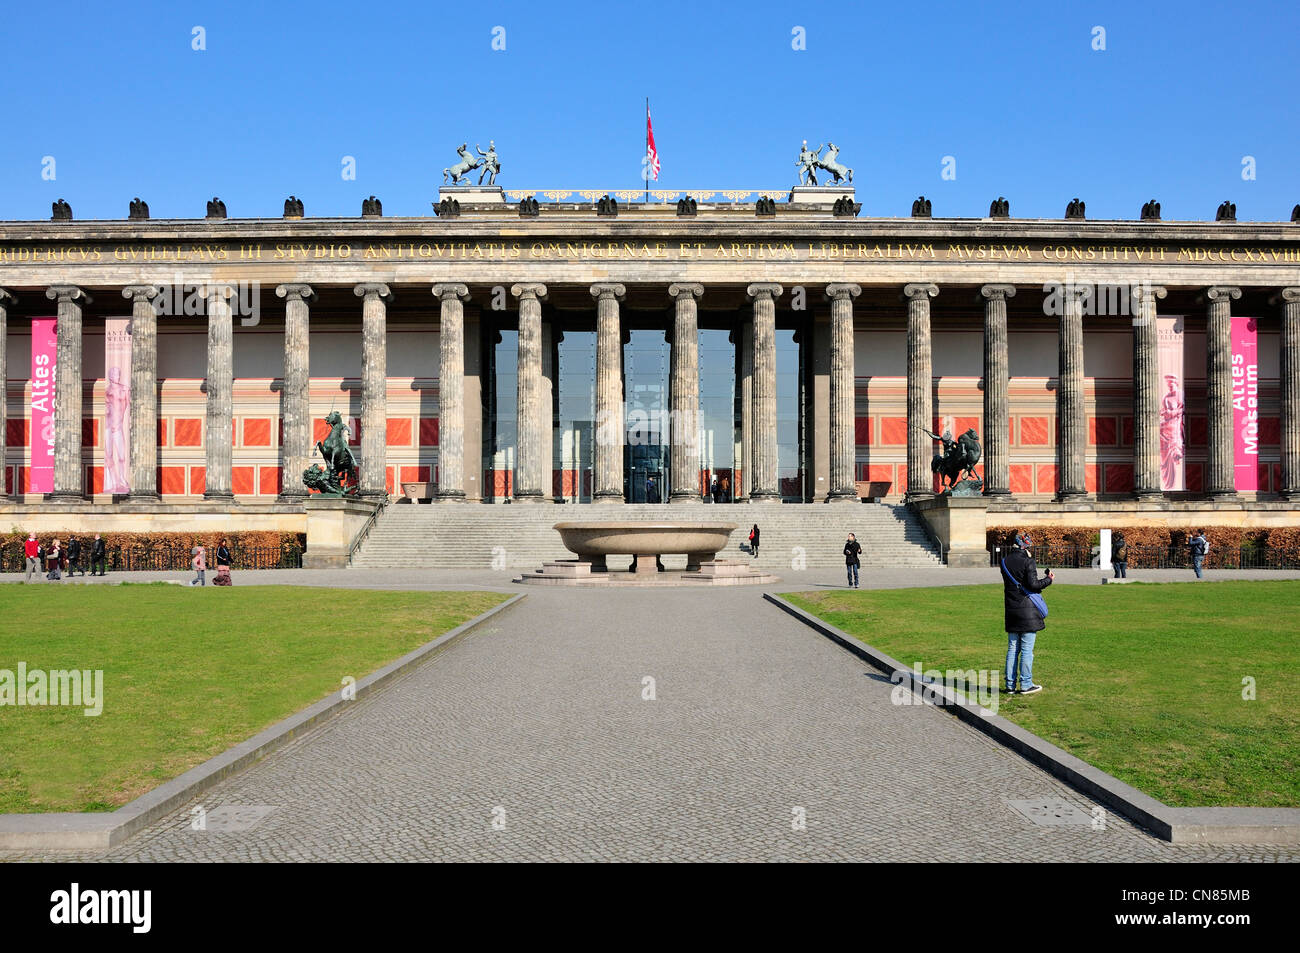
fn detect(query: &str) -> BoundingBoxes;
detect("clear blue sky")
[3,0,1296,222]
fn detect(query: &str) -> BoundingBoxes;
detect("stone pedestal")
[788,185,855,207]
[302,496,383,569]
[438,186,505,205]
[911,495,989,568]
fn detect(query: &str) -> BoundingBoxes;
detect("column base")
[436,490,467,503]
[513,491,549,504]
[905,490,934,503]
[1207,491,1240,502]
[749,491,783,503]
[127,492,162,504]
[278,491,308,504]
[1055,490,1087,502]
[1132,490,1164,502]
[669,493,703,504]
[592,493,624,504]
[203,490,235,502]
[825,489,858,504]
[45,492,87,503]
[982,487,1012,497]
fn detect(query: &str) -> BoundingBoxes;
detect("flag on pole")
[646,103,660,180]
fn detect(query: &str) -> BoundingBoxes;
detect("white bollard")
[1098,528,1113,572]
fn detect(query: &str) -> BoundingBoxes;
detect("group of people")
[190,540,234,587]
[23,533,107,582]
[1110,528,1211,579]
[706,476,732,503]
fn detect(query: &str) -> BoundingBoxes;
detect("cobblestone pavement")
[4,580,1296,862]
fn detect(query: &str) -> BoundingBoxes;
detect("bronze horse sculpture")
[928,428,983,491]
[308,411,358,495]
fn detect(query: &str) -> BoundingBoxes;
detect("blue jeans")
[1192,555,1204,578]
[1006,632,1036,689]
[847,564,859,587]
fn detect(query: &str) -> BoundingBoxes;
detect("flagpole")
[644,97,649,205]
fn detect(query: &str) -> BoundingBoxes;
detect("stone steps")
[350,502,944,569]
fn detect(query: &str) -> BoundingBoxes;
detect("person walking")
[215,538,233,586]
[1000,530,1053,695]
[191,545,207,586]
[45,539,64,581]
[709,477,720,504]
[720,475,730,503]
[91,534,107,576]
[843,532,862,588]
[1111,532,1128,579]
[1189,529,1209,579]
[749,523,760,558]
[24,533,40,582]
[66,536,84,577]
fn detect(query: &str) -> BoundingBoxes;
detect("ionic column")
[591,283,625,502]
[1278,288,1300,499]
[747,283,783,502]
[46,285,91,501]
[669,283,704,503]
[980,284,1015,496]
[354,283,392,500]
[122,285,161,500]
[432,283,470,502]
[1131,284,1168,500]
[1205,286,1242,498]
[739,321,753,501]
[1057,283,1087,500]
[274,284,314,501]
[905,283,938,500]
[826,283,861,502]
[0,290,12,499]
[511,283,548,502]
[201,284,235,500]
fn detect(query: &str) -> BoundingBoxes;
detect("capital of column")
[198,283,236,302]
[0,288,15,306]
[511,283,548,301]
[825,283,861,302]
[1271,287,1300,305]
[1204,286,1242,302]
[1062,283,1091,301]
[979,284,1016,301]
[432,283,470,302]
[121,285,160,302]
[746,282,782,300]
[903,282,938,301]
[668,282,702,301]
[276,283,316,303]
[45,285,92,305]
[590,282,627,301]
[353,282,392,301]
[1130,284,1168,305]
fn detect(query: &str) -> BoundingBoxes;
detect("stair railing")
[347,497,388,567]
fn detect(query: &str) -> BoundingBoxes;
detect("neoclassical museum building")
[1,183,1298,562]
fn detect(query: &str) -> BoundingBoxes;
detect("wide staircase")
[349,501,944,571]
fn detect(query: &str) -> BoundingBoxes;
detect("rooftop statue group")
[795,140,854,186]
[443,141,501,186]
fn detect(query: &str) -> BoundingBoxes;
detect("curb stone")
[0,593,525,851]
[765,592,1300,846]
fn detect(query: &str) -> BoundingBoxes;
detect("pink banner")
[104,317,132,494]
[29,317,57,493]
[1157,316,1185,491]
[1232,316,1260,491]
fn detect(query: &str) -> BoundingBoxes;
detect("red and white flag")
[645,103,660,180]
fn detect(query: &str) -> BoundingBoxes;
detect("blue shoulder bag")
[1001,557,1049,619]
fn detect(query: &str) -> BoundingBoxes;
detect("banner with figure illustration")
[29,317,57,493]
[103,317,133,494]
[1232,316,1259,491]
[1156,316,1185,491]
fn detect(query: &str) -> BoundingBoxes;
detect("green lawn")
[785,582,1300,808]
[0,585,508,813]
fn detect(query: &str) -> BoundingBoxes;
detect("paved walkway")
[4,571,1297,861]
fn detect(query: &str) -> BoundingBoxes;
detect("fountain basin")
[554,521,735,573]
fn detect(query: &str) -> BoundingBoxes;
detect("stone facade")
[1,195,1298,539]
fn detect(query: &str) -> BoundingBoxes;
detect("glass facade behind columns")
[484,327,518,500]
[554,330,596,502]
[623,329,670,502]
[699,327,737,502]
[776,327,803,501]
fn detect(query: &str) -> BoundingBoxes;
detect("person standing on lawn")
[191,545,206,587]
[843,532,862,588]
[1189,529,1209,579]
[66,536,84,577]
[45,539,63,581]
[1001,530,1053,695]
[1111,532,1128,579]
